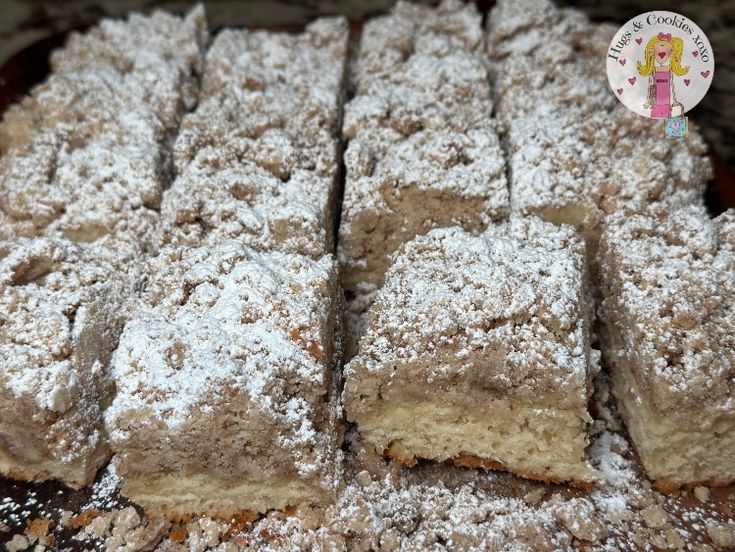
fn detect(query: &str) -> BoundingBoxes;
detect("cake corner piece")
[599,204,735,491]
[0,237,135,489]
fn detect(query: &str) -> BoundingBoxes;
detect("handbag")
[643,77,656,109]
[670,100,684,117]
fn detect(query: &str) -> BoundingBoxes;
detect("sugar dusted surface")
[0,237,138,411]
[339,0,509,290]
[159,140,333,259]
[348,0,489,133]
[162,18,348,257]
[0,6,207,150]
[106,240,343,491]
[0,237,138,487]
[599,205,735,414]
[0,7,208,247]
[346,218,595,412]
[0,129,165,247]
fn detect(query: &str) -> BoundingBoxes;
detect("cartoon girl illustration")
[637,32,689,118]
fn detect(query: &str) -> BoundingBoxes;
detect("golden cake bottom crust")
[354,398,598,487]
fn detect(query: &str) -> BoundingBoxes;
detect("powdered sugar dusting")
[161,18,349,259]
[599,204,735,414]
[339,0,509,292]
[345,218,595,411]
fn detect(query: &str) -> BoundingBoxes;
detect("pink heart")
[617,88,623,95]
[701,70,710,78]
[619,58,627,66]
[628,77,636,85]
[671,122,680,130]
[684,79,691,86]
[693,51,699,58]
[636,37,643,45]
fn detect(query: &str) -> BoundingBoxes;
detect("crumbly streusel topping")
[0,128,165,247]
[345,0,490,138]
[0,7,206,152]
[163,18,348,258]
[0,7,208,248]
[48,7,206,136]
[339,122,508,226]
[107,240,338,433]
[0,237,138,409]
[339,0,509,292]
[174,17,348,177]
[346,217,596,410]
[599,205,735,414]
[160,137,333,259]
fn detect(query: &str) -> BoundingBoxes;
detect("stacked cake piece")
[338,0,509,346]
[0,8,207,247]
[0,238,138,488]
[105,19,350,514]
[599,206,735,491]
[105,243,345,516]
[159,18,349,259]
[486,0,711,257]
[487,0,732,491]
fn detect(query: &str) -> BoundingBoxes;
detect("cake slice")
[162,18,349,258]
[343,217,599,485]
[339,123,508,291]
[105,241,345,516]
[0,237,137,488]
[159,136,336,260]
[0,6,207,152]
[599,205,735,491]
[0,129,164,247]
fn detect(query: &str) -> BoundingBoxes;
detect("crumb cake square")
[599,205,735,491]
[339,1,509,293]
[338,124,507,291]
[162,18,349,258]
[343,217,599,485]
[486,0,711,257]
[0,237,137,488]
[0,129,164,248]
[159,138,335,260]
[106,241,345,515]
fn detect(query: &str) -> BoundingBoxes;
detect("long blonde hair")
[637,34,689,76]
